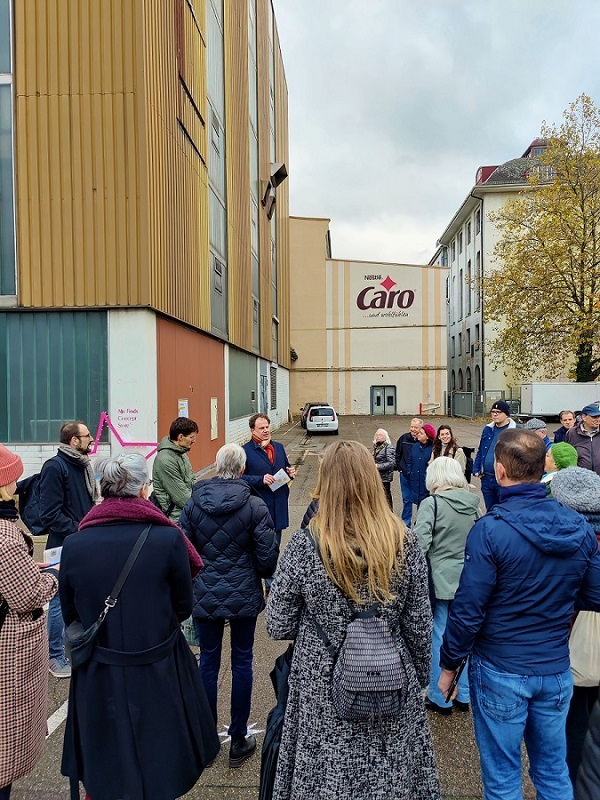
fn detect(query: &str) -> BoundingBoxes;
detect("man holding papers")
[242,414,296,587]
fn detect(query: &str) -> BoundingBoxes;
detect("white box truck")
[520,382,600,417]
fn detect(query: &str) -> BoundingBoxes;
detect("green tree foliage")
[485,94,600,382]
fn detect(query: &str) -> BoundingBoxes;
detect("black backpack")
[17,458,68,534]
[304,529,408,722]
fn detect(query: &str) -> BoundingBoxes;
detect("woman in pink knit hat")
[0,444,59,800]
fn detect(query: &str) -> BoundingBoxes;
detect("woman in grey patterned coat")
[266,440,441,800]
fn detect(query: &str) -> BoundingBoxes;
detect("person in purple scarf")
[59,453,219,800]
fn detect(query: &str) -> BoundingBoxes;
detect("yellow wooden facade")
[13,0,289,367]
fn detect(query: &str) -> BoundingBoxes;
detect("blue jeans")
[195,617,257,737]
[471,655,573,800]
[428,600,469,707]
[480,475,501,511]
[399,472,413,527]
[47,592,65,661]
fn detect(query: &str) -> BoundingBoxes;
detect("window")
[458,332,462,355]
[475,251,482,311]
[466,260,472,316]
[270,365,277,409]
[458,231,463,254]
[213,257,223,293]
[466,367,472,392]
[459,269,463,319]
[467,221,472,245]
[272,317,278,363]
[475,208,481,234]
[0,0,15,295]
[451,336,455,357]
[475,324,480,349]
[458,369,464,391]
[451,370,456,392]
[228,348,257,419]
[451,240,456,262]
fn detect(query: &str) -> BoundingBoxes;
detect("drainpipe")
[470,190,484,408]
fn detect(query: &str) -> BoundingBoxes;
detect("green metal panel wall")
[0,311,108,442]
[229,347,257,419]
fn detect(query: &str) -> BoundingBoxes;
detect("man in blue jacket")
[39,421,99,678]
[439,429,600,800]
[472,400,517,510]
[241,414,296,587]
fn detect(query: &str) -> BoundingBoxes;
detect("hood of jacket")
[192,477,251,515]
[157,435,191,455]
[493,482,591,557]
[434,489,481,516]
[485,418,518,431]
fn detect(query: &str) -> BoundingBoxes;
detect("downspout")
[470,190,484,403]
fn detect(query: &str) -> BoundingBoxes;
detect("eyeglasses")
[77,433,93,440]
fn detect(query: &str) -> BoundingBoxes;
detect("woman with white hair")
[413,457,480,715]
[180,443,278,769]
[60,452,220,800]
[372,428,396,510]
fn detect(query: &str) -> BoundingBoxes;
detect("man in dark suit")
[39,421,98,678]
[241,414,296,588]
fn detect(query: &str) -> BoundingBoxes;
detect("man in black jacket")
[39,421,99,677]
[395,417,422,527]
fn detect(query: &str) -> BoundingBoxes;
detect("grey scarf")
[58,444,100,502]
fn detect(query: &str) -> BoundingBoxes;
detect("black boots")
[229,734,257,768]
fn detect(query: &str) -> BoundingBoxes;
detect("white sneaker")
[49,657,72,679]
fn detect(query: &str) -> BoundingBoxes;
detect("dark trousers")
[382,481,393,510]
[0,784,11,799]
[480,475,501,511]
[195,616,258,737]
[566,685,598,786]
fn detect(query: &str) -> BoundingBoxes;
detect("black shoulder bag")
[64,524,151,669]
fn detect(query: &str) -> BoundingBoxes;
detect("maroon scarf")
[79,496,203,577]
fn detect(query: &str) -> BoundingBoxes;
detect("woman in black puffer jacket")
[372,428,396,510]
[180,443,278,769]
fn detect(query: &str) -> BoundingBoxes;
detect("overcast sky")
[273,0,600,265]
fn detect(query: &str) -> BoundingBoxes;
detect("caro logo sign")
[356,275,415,311]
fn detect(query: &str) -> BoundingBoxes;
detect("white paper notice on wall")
[210,398,218,440]
[178,399,189,418]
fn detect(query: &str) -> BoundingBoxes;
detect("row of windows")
[450,324,480,358]
[447,251,482,322]
[450,208,481,262]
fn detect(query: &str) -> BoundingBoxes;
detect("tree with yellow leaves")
[485,94,600,382]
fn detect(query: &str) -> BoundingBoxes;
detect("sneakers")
[49,657,72,679]
[229,734,256,768]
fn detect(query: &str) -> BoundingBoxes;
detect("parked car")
[300,402,329,428]
[305,406,339,435]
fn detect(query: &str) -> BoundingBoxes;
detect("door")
[370,386,396,415]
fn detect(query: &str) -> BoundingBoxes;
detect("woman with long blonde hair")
[266,440,441,800]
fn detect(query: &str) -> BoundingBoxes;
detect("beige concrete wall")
[290,218,448,415]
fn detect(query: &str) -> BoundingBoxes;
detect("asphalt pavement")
[15,414,537,799]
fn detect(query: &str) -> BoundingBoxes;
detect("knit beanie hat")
[491,400,510,415]
[551,466,600,514]
[549,442,578,471]
[421,424,437,441]
[0,444,24,487]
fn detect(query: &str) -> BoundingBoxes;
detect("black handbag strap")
[98,524,151,622]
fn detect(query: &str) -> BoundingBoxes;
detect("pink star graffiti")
[89,412,158,460]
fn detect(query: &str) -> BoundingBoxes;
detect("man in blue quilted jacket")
[439,429,600,800]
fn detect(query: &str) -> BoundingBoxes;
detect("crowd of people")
[1,404,600,799]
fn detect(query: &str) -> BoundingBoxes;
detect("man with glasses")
[39,421,100,677]
[472,401,517,510]
[152,417,199,522]
[566,404,600,476]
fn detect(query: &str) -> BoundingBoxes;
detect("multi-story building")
[0,0,290,474]
[290,217,448,417]
[435,140,546,416]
